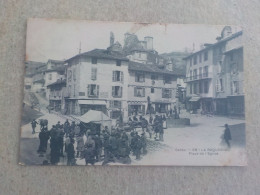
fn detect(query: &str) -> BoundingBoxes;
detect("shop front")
[187,95,200,113]
[227,95,245,117]
[128,101,146,116]
[78,100,107,115]
[201,98,214,114]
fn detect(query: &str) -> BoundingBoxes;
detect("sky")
[26,18,242,62]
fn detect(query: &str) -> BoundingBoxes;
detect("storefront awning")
[189,96,201,102]
[78,100,106,105]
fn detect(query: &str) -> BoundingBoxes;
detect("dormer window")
[116,60,121,66]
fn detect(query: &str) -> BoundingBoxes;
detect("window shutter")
[109,100,113,108]
[112,71,115,82]
[97,85,99,97]
[143,88,145,97]
[120,87,123,97]
[162,88,165,98]
[143,73,145,82]
[87,85,90,97]
[169,90,172,98]
[134,87,137,97]
[135,73,138,82]
[112,86,115,97]
[120,72,124,83]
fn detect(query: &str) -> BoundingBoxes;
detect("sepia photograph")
[19,18,246,166]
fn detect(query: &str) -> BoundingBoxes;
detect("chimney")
[140,41,147,49]
[144,36,153,50]
[110,32,115,46]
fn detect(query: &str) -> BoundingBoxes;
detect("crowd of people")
[33,115,167,165]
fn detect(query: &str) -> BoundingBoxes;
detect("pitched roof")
[47,79,66,88]
[47,59,64,64]
[183,31,243,60]
[66,49,129,62]
[128,61,184,76]
[45,65,66,73]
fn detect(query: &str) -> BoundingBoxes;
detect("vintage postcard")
[19,18,246,166]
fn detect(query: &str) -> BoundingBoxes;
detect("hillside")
[160,52,190,75]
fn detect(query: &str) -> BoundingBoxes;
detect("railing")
[185,73,212,82]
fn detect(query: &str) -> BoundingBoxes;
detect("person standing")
[134,133,142,160]
[64,119,70,137]
[84,135,95,165]
[141,133,147,155]
[31,119,38,134]
[76,133,85,158]
[93,135,102,162]
[50,131,60,165]
[224,124,232,148]
[67,139,75,165]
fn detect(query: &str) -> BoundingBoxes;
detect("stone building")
[64,49,129,119]
[127,61,182,116]
[183,26,244,116]
[47,78,66,112]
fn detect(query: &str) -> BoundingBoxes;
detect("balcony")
[185,73,213,82]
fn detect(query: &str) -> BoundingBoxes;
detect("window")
[135,72,145,82]
[151,74,158,80]
[217,78,224,92]
[164,75,172,84]
[113,71,124,82]
[193,55,197,65]
[199,67,202,78]
[87,84,99,97]
[199,82,203,93]
[49,73,52,80]
[110,100,122,108]
[151,87,154,93]
[203,66,208,77]
[232,81,239,94]
[190,83,193,94]
[193,83,197,94]
[220,79,224,91]
[116,60,121,66]
[199,53,202,63]
[193,69,197,80]
[204,81,209,93]
[91,58,97,64]
[204,51,208,61]
[134,87,145,97]
[112,86,122,98]
[91,67,97,80]
[162,89,172,98]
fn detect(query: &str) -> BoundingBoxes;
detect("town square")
[20,20,246,166]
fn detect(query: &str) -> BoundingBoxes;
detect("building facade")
[128,61,180,116]
[47,79,66,112]
[184,26,244,116]
[64,49,129,120]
